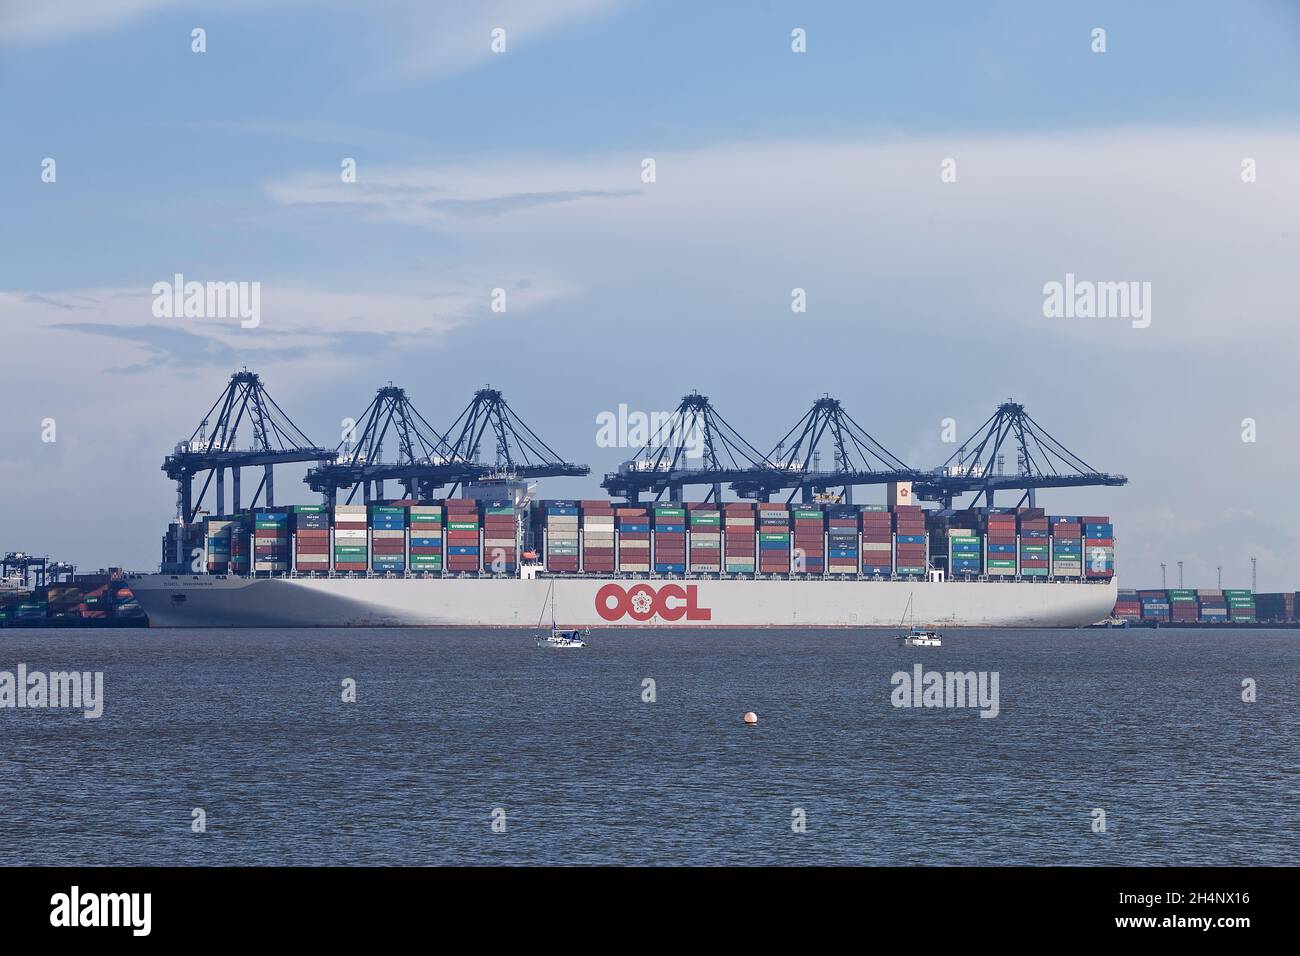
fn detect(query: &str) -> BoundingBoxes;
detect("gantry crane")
[305,385,472,505]
[306,385,588,504]
[441,387,589,485]
[913,400,1127,508]
[162,370,335,524]
[731,396,922,503]
[601,392,779,503]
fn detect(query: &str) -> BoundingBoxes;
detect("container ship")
[124,374,1124,628]
[0,572,148,628]
[128,494,1118,628]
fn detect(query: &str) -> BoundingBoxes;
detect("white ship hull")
[127,573,1117,628]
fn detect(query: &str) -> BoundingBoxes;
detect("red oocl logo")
[595,583,712,622]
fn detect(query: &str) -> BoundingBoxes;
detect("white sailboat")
[897,593,942,647]
[536,580,589,648]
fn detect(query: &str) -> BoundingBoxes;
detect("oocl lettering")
[595,583,712,622]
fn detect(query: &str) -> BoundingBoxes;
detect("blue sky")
[3,0,1300,587]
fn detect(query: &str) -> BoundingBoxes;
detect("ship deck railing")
[158,570,1114,585]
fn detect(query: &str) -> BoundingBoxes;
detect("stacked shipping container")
[893,505,927,576]
[827,505,859,575]
[1112,589,1282,625]
[653,504,686,574]
[616,506,650,572]
[228,517,249,574]
[1167,589,1198,624]
[757,504,790,575]
[483,500,518,574]
[1253,592,1295,623]
[333,505,368,571]
[152,499,1127,586]
[985,511,1016,578]
[293,505,330,573]
[948,530,982,577]
[723,503,755,574]
[253,510,289,573]
[1083,517,1114,579]
[1017,508,1049,578]
[1225,589,1256,622]
[370,505,406,573]
[162,521,206,573]
[1049,516,1083,579]
[687,504,721,573]
[1196,589,1228,623]
[860,505,892,575]
[580,500,614,574]
[46,585,82,622]
[445,499,482,573]
[792,506,824,575]
[408,503,443,573]
[1138,589,1170,623]
[205,516,233,573]
[1113,589,1142,621]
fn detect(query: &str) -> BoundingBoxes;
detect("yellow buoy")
[743,711,758,725]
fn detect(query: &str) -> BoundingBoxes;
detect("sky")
[2,0,1300,589]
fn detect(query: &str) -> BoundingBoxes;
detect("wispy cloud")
[158,118,432,150]
[1,0,627,84]
[1,278,570,373]
[0,0,182,44]
[266,161,640,223]
[371,0,625,82]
